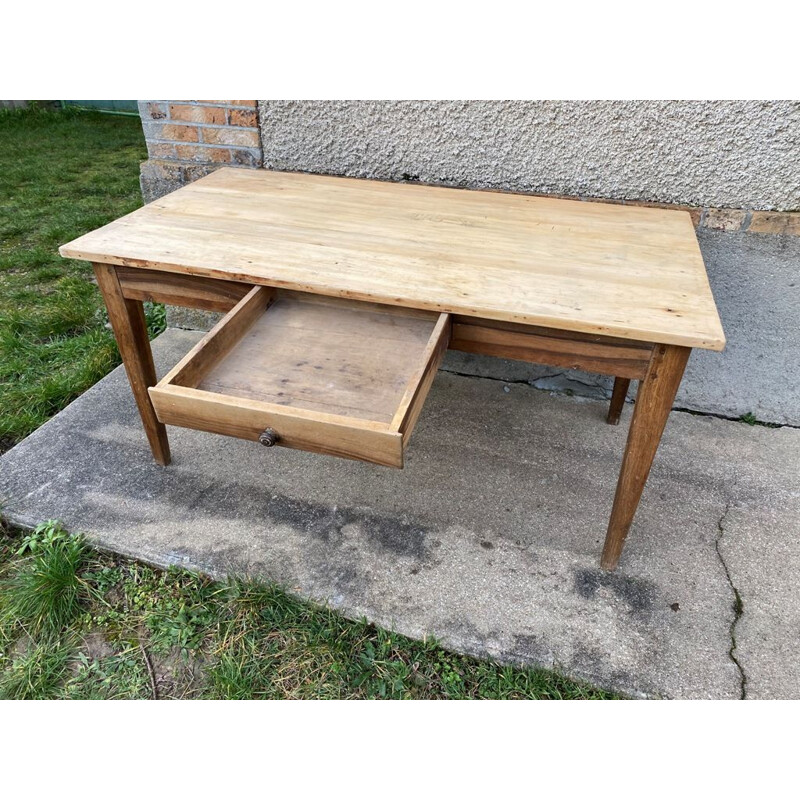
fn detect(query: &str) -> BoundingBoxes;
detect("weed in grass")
[1,521,87,638]
[122,564,219,655]
[63,648,151,700]
[206,636,279,700]
[143,301,167,337]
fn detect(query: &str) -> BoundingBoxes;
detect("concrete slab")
[1,329,798,699]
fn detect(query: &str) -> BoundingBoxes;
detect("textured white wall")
[258,100,800,210]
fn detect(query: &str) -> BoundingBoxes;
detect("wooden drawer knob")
[259,428,280,447]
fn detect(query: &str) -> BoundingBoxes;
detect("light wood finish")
[117,266,250,311]
[92,263,171,465]
[391,313,452,437]
[601,345,690,569]
[71,166,725,569]
[61,168,725,351]
[149,288,450,467]
[451,318,653,379]
[162,286,276,390]
[607,377,631,425]
[196,291,444,422]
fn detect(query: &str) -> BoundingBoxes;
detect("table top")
[60,167,725,350]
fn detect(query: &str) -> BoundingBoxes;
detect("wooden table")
[60,168,725,569]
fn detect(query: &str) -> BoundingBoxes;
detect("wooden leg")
[601,344,690,570]
[606,377,630,425]
[93,262,171,465]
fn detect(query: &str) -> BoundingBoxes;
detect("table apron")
[116,266,250,312]
[450,317,653,379]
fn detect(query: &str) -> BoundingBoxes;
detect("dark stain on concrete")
[264,492,431,560]
[265,494,339,542]
[510,633,553,666]
[359,511,428,560]
[571,645,606,676]
[573,567,657,617]
[324,561,359,593]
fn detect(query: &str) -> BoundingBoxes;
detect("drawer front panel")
[150,385,405,467]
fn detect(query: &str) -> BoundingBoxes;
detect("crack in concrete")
[673,407,799,430]
[532,373,607,391]
[714,501,747,699]
[440,368,797,429]
[439,367,607,394]
[439,367,764,698]
[439,366,550,387]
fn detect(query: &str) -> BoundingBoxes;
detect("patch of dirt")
[79,630,116,661]
[150,645,209,699]
[10,634,33,659]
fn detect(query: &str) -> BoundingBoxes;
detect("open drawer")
[149,287,451,468]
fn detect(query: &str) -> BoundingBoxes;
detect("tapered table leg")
[606,377,630,425]
[93,262,171,465]
[601,344,690,569]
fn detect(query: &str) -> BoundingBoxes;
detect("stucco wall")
[258,100,799,211]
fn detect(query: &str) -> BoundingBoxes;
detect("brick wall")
[138,101,262,202]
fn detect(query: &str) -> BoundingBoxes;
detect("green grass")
[0,635,75,700]
[0,522,614,699]
[0,107,163,452]
[0,108,614,699]
[1,523,87,636]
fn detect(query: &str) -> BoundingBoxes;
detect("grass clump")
[1,521,87,638]
[0,521,85,699]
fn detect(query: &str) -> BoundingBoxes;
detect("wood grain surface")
[62,168,725,350]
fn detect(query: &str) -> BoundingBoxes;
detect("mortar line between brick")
[147,140,261,151]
